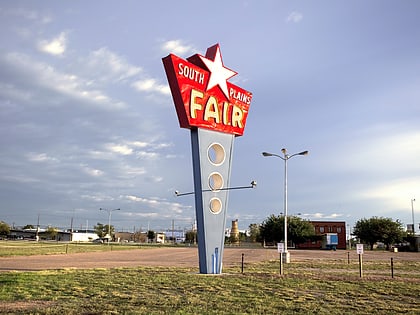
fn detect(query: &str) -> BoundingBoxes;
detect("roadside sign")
[356,244,364,255]
[277,242,285,253]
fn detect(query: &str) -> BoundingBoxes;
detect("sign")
[356,243,364,255]
[162,44,252,136]
[162,44,253,274]
[277,242,285,253]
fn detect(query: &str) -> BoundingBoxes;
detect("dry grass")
[0,258,419,314]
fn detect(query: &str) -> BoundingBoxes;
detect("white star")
[199,45,237,100]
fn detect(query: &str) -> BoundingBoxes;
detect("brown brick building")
[297,221,347,249]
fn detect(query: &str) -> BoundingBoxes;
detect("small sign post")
[356,244,364,278]
[356,243,364,255]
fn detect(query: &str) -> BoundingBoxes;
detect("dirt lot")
[0,247,418,272]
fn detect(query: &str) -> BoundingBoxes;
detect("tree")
[238,232,247,242]
[259,214,316,246]
[133,230,147,243]
[288,216,317,245]
[248,223,261,243]
[147,230,155,243]
[0,221,10,237]
[185,230,196,244]
[94,223,115,239]
[94,223,106,238]
[259,214,281,244]
[45,226,58,240]
[353,217,404,250]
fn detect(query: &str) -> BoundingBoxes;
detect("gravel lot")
[0,247,418,272]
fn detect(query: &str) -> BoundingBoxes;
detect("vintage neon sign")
[162,44,252,136]
[163,44,252,274]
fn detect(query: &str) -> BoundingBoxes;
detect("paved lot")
[0,247,418,272]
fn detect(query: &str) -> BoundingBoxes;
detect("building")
[164,229,185,243]
[297,221,347,250]
[115,231,135,242]
[9,228,99,242]
[68,229,99,242]
[156,233,165,243]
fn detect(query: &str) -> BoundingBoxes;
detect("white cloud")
[161,40,196,56]
[81,193,116,202]
[332,128,420,175]
[131,78,170,95]
[38,32,67,56]
[27,153,59,163]
[1,174,41,184]
[128,141,149,148]
[86,47,142,83]
[84,48,168,96]
[150,176,163,183]
[136,151,159,159]
[0,83,32,102]
[102,140,170,160]
[305,213,345,220]
[3,52,126,109]
[286,11,303,23]
[120,165,146,177]
[123,195,188,214]
[2,7,52,24]
[81,165,104,177]
[81,47,172,99]
[126,195,157,204]
[361,177,420,207]
[107,144,134,155]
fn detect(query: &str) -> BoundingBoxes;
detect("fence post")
[391,257,394,278]
[279,253,284,275]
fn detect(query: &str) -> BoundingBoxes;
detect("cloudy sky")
[1,1,419,233]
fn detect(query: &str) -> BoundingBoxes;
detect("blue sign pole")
[191,128,234,274]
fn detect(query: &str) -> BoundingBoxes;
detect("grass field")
[0,241,150,257]
[0,243,419,314]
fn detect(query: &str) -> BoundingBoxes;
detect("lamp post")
[262,148,308,263]
[411,198,416,235]
[99,208,120,244]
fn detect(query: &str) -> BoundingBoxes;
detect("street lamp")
[411,198,416,235]
[262,148,308,263]
[99,208,120,244]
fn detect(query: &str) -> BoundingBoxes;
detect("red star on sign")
[199,45,237,100]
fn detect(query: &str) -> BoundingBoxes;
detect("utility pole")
[99,208,120,244]
[411,198,416,235]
